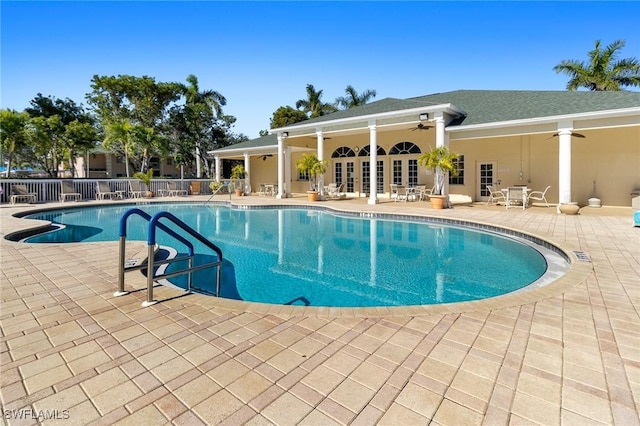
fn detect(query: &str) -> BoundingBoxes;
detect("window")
[389,142,421,155]
[449,155,464,185]
[298,170,310,181]
[358,146,386,157]
[167,157,173,166]
[115,156,124,164]
[331,147,356,158]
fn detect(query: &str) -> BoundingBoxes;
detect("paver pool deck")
[1,194,638,425]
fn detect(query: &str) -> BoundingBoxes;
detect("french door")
[333,160,355,193]
[361,160,384,196]
[477,162,497,201]
[391,159,419,187]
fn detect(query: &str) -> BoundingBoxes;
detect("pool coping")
[4,199,593,318]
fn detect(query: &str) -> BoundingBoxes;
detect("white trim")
[446,107,640,134]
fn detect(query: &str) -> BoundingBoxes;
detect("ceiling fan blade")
[550,132,586,139]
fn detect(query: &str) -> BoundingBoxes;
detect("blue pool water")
[23,203,550,307]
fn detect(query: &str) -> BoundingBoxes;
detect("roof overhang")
[448,107,640,140]
[270,103,466,138]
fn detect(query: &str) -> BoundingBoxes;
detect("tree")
[25,94,98,177]
[24,115,66,178]
[335,85,377,109]
[0,109,29,178]
[270,106,308,128]
[417,146,459,196]
[177,74,227,177]
[295,84,337,118]
[103,120,138,177]
[553,39,640,91]
[87,75,181,172]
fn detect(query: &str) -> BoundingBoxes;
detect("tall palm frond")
[335,85,377,109]
[296,84,337,118]
[553,39,640,91]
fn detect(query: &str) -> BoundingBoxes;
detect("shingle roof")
[409,90,640,126]
[213,134,277,152]
[214,90,640,152]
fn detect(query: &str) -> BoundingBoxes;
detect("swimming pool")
[20,203,567,307]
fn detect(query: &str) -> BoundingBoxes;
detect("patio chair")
[60,181,81,202]
[129,180,145,198]
[327,183,345,199]
[167,181,188,196]
[506,187,526,210]
[414,185,433,201]
[394,185,408,202]
[390,184,403,201]
[527,185,551,207]
[10,185,37,204]
[486,184,506,205]
[95,181,119,200]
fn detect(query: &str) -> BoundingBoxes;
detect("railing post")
[187,257,193,293]
[216,264,221,297]
[114,236,128,296]
[142,244,157,307]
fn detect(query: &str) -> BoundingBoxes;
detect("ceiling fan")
[546,132,586,140]
[261,154,273,161]
[409,123,433,131]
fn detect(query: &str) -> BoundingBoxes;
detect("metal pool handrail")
[116,208,223,306]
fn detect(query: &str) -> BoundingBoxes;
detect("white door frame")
[477,161,498,201]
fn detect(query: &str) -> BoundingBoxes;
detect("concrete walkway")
[1,195,638,425]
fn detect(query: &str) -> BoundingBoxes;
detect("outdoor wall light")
[419,113,429,121]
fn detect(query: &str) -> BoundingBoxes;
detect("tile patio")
[1,194,638,425]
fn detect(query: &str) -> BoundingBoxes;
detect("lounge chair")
[486,184,506,205]
[166,181,188,196]
[10,185,37,204]
[506,187,526,210]
[95,181,119,200]
[527,185,551,207]
[60,181,82,202]
[129,180,145,198]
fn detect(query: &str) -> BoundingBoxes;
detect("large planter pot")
[235,189,244,197]
[307,191,319,201]
[559,203,579,215]
[143,191,155,198]
[430,195,446,209]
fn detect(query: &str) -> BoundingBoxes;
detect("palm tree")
[335,85,377,109]
[296,84,337,118]
[553,39,640,91]
[103,120,137,177]
[178,74,226,177]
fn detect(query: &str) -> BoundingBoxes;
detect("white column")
[368,122,379,205]
[277,134,285,198]
[214,155,221,182]
[243,151,250,194]
[316,130,325,196]
[285,146,292,197]
[435,113,446,149]
[558,127,573,210]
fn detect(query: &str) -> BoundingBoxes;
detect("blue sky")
[2,1,639,138]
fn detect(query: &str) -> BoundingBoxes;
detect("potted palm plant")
[133,168,155,198]
[230,164,246,196]
[418,146,459,209]
[296,153,328,201]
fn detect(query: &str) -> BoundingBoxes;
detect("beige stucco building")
[211,90,640,207]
